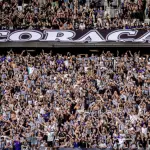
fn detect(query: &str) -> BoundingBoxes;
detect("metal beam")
[0,42,150,47]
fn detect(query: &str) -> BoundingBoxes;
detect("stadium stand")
[0,0,150,149]
[0,0,149,29]
[0,50,150,149]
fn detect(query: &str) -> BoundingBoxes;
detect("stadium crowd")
[0,0,149,30]
[0,50,150,150]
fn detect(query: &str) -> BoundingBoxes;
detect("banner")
[0,29,150,43]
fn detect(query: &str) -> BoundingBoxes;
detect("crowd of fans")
[0,50,150,150]
[0,0,149,30]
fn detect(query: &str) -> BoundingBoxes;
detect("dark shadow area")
[0,47,149,56]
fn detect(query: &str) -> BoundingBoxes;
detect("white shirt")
[118,138,124,145]
[130,115,138,123]
[142,127,147,135]
[64,60,69,67]
[79,23,85,30]
[28,67,34,74]
[47,131,54,141]
[40,108,45,114]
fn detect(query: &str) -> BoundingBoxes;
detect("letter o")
[9,31,42,41]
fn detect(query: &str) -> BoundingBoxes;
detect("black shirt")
[79,141,86,148]
[52,24,59,29]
